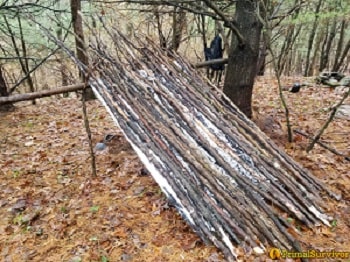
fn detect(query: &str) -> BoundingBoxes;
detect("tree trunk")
[304,0,323,76]
[17,15,36,104]
[223,0,262,118]
[197,13,210,78]
[277,19,302,75]
[309,27,324,75]
[3,15,36,104]
[332,21,350,72]
[319,18,337,72]
[257,35,267,76]
[0,66,14,111]
[333,38,350,72]
[154,7,167,49]
[57,0,70,97]
[170,6,186,51]
[70,0,95,100]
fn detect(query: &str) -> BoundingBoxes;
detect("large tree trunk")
[223,0,262,118]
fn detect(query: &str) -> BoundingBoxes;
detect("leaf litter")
[0,76,349,261]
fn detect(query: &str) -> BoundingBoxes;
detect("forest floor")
[0,76,349,262]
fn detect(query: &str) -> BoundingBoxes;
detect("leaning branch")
[307,86,350,152]
[0,83,86,105]
[294,129,349,161]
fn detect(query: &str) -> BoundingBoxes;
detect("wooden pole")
[0,83,86,105]
[194,58,228,68]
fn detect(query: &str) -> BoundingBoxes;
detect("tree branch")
[97,0,221,19]
[194,58,228,68]
[307,86,350,152]
[0,83,86,105]
[294,129,349,161]
[202,0,245,45]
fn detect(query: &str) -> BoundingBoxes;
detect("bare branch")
[294,129,349,161]
[97,0,221,19]
[306,87,350,152]
[0,83,86,105]
[202,0,245,45]
[194,57,228,68]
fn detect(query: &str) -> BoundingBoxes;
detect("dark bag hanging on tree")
[209,35,224,71]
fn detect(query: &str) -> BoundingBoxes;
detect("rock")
[336,105,350,120]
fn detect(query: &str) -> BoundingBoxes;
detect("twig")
[270,50,293,142]
[81,86,97,177]
[262,6,293,142]
[306,87,350,152]
[294,129,349,162]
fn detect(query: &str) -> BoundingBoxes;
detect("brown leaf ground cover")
[0,76,349,262]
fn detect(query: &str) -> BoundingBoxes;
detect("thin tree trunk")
[319,18,337,72]
[0,65,14,111]
[304,0,322,76]
[277,24,302,76]
[154,7,167,49]
[196,13,210,78]
[57,0,69,97]
[3,15,36,104]
[334,39,350,72]
[170,6,186,51]
[17,15,36,104]
[70,0,94,99]
[332,21,350,72]
[332,20,346,71]
[309,28,324,75]
[295,52,303,75]
[277,29,293,75]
